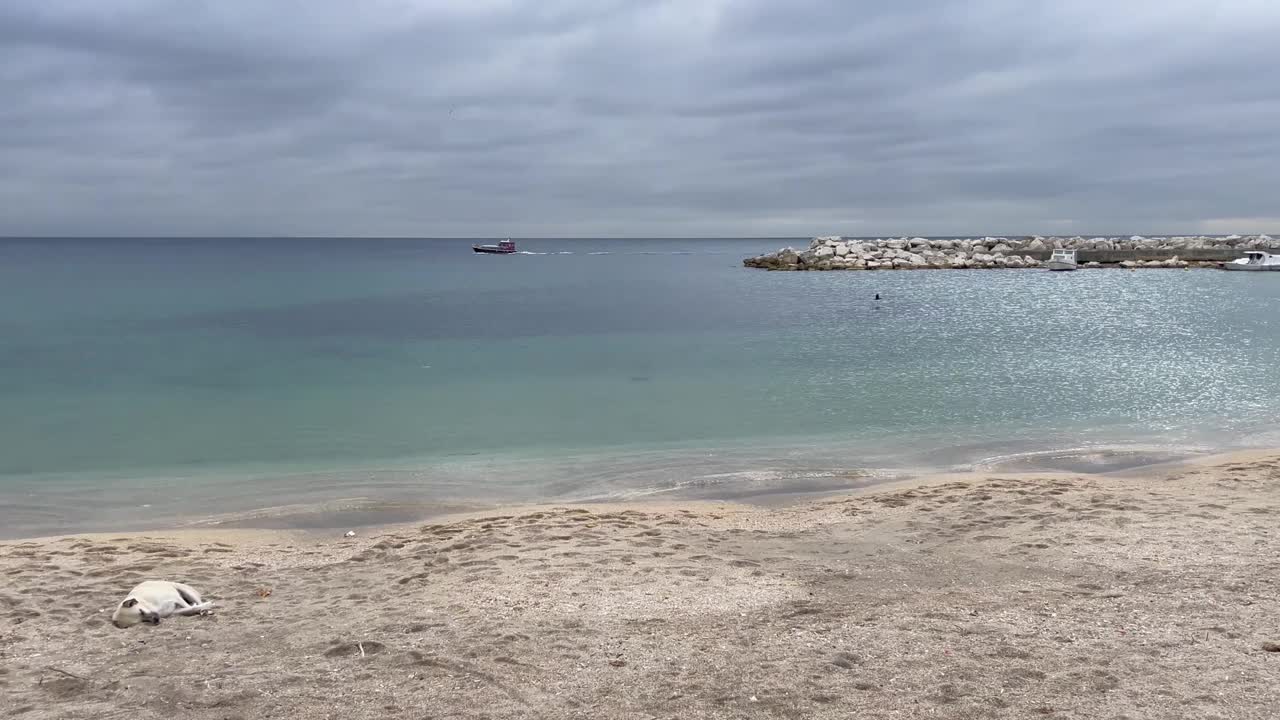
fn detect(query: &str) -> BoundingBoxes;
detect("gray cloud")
[2,0,1280,237]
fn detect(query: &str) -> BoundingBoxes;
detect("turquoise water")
[3,237,1279,534]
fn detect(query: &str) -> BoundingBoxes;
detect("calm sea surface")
[3,237,1279,535]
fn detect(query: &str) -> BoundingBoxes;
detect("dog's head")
[111,597,160,628]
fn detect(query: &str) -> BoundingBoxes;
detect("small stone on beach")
[1263,642,1280,653]
[344,531,356,538]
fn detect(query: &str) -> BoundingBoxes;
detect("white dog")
[111,581,214,628]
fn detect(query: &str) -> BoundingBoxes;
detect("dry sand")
[2,453,1279,719]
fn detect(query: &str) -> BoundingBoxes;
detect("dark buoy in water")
[874,293,881,300]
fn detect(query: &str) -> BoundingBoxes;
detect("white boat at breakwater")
[1045,249,1078,271]
[1222,251,1280,271]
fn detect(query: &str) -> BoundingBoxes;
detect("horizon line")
[2,232,1270,241]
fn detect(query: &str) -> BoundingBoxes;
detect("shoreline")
[3,449,1279,718]
[5,445,1273,545]
[1,435,1256,541]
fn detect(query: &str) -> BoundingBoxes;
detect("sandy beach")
[3,453,1279,719]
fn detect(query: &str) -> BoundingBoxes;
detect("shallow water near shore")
[3,237,1280,537]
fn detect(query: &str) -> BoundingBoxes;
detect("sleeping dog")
[111,581,214,628]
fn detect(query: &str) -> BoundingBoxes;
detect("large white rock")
[991,242,1012,254]
[886,239,907,250]
[834,243,850,257]
[814,245,835,258]
[1026,238,1047,251]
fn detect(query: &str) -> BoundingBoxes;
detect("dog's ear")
[122,598,138,608]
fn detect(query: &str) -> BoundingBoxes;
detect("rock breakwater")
[744,234,1277,271]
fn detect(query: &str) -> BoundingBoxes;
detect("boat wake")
[509,250,734,256]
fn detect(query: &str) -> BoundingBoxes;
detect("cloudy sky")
[3,1,1280,237]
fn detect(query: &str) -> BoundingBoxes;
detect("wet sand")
[2,452,1279,719]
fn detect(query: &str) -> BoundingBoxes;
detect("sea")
[3,237,1279,536]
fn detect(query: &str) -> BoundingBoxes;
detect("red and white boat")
[473,239,516,254]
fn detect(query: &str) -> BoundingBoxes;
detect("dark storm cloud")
[2,0,1280,237]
